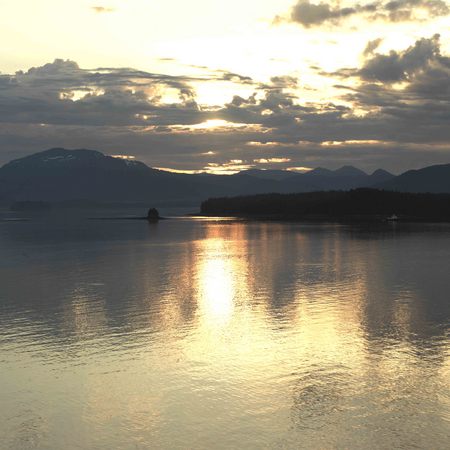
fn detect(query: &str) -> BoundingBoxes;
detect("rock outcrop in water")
[147,208,160,222]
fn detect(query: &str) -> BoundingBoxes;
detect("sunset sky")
[1,0,449,173]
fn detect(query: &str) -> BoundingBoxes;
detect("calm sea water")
[1,211,449,449]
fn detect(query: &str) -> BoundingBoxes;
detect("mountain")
[282,165,373,192]
[334,166,368,178]
[238,169,296,181]
[0,148,279,204]
[377,163,450,193]
[0,148,210,204]
[367,169,395,185]
[0,148,447,206]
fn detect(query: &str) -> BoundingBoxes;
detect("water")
[1,213,449,449]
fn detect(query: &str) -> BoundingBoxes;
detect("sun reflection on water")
[1,220,449,448]
[197,247,235,326]
[193,226,248,328]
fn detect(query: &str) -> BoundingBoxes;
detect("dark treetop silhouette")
[201,189,450,222]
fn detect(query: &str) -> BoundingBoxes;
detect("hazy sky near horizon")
[0,0,449,173]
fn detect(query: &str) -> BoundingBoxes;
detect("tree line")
[200,189,450,221]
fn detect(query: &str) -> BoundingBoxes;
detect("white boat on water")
[386,214,399,221]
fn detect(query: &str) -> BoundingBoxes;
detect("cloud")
[290,1,358,27]
[284,0,449,27]
[219,70,254,84]
[329,34,448,83]
[359,34,442,82]
[269,76,299,89]
[330,35,450,153]
[1,49,450,173]
[0,59,219,127]
[363,38,383,56]
[91,6,115,13]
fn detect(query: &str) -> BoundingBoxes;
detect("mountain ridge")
[1,148,449,205]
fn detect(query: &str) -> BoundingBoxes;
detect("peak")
[40,148,104,157]
[334,165,367,176]
[13,148,105,163]
[371,168,393,176]
[2,148,150,172]
[5,148,104,168]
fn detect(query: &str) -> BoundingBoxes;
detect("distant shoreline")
[194,212,450,223]
[199,189,450,223]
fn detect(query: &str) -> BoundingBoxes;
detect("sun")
[190,119,246,130]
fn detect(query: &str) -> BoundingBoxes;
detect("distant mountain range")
[0,148,449,206]
[379,164,450,193]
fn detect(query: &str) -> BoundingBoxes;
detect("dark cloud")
[290,1,359,27]
[219,71,254,84]
[0,59,218,127]
[334,35,450,150]
[328,34,448,83]
[228,94,257,107]
[1,48,450,172]
[363,38,383,56]
[285,0,449,27]
[269,76,299,89]
[359,34,442,82]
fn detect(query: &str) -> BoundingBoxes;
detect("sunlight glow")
[155,160,254,175]
[197,237,235,327]
[154,167,204,174]
[111,155,136,160]
[321,140,386,146]
[287,166,313,172]
[254,158,291,164]
[246,141,288,146]
[204,162,253,175]
[59,89,104,101]
[189,119,248,130]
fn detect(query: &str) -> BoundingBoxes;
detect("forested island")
[200,189,450,222]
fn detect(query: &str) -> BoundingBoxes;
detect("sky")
[0,0,449,173]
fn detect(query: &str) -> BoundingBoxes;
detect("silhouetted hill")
[201,189,450,222]
[0,148,448,206]
[1,148,150,172]
[378,164,450,193]
[334,165,367,177]
[239,169,295,181]
[0,148,280,204]
[0,148,212,203]
[367,169,394,185]
[282,165,378,191]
